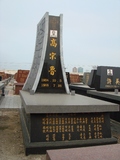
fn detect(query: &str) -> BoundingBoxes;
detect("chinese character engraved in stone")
[50,38,57,47]
[49,66,56,75]
[107,78,112,85]
[49,52,56,60]
[116,78,120,85]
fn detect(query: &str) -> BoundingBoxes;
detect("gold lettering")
[42,126,46,133]
[46,134,49,141]
[56,126,59,133]
[48,66,56,75]
[107,78,112,85]
[59,118,61,124]
[41,83,49,87]
[65,118,67,124]
[73,118,76,124]
[116,78,120,85]
[52,134,56,141]
[68,133,71,140]
[71,125,74,132]
[50,38,57,47]
[56,118,58,124]
[65,125,67,132]
[62,118,64,124]
[59,79,62,82]
[58,84,62,87]
[49,52,56,60]
[62,125,64,132]
[41,78,49,82]
[89,132,92,139]
[62,133,65,141]
[52,79,56,82]
[88,125,91,132]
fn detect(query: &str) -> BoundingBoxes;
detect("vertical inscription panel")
[36,16,65,93]
[31,113,111,142]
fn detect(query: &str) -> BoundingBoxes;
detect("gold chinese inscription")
[48,66,56,76]
[116,78,120,85]
[42,114,105,142]
[106,78,112,85]
[50,38,57,47]
[49,52,56,60]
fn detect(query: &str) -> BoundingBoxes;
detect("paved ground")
[0,79,120,160]
[0,80,21,108]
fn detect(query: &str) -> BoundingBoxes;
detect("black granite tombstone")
[94,66,120,91]
[88,69,97,88]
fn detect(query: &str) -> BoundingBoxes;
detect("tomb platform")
[20,90,119,155]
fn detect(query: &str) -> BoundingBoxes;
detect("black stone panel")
[88,69,97,88]
[95,66,120,91]
[36,16,66,93]
[30,113,111,142]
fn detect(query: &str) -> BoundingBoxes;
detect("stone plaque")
[36,16,65,93]
[30,113,111,142]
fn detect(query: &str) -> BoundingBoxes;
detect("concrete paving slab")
[0,95,21,108]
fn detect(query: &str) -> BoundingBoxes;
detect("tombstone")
[70,73,80,83]
[94,66,120,91]
[14,70,29,94]
[88,69,97,88]
[0,72,7,80]
[83,72,90,85]
[20,13,119,155]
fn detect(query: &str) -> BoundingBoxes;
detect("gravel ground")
[0,109,46,160]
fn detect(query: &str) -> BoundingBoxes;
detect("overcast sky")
[0,0,120,72]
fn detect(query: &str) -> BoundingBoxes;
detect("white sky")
[0,0,120,72]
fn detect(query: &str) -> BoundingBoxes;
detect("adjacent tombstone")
[14,70,29,94]
[94,66,120,91]
[83,72,90,85]
[0,72,7,79]
[20,13,119,155]
[88,69,97,88]
[70,73,80,83]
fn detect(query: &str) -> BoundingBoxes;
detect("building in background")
[78,67,83,74]
[72,67,78,73]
